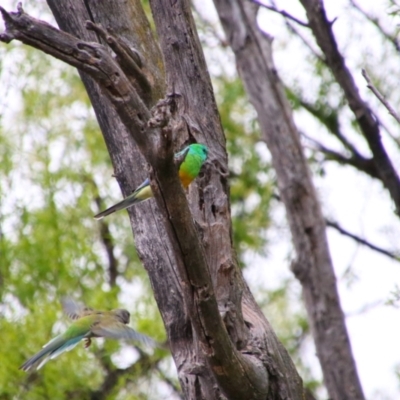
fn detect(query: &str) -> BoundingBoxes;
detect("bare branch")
[253,0,309,27]
[146,99,270,399]
[290,81,400,161]
[89,351,166,400]
[155,365,183,399]
[191,4,229,48]
[268,0,324,61]
[294,95,356,153]
[86,21,153,104]
[346,300,384,317]
[0,4,152,147]
[299,0,400,216]
[362,69,400,125]
[302,132,380,180]
[213,0,365,398]
[350,0,400,53]
[81,176,120,288]
[326,219,400,261]
[271,193,398,261]
[377,117,400,150]
[300,0,400,215]
[96,207,119,288]
[99,222,118,287]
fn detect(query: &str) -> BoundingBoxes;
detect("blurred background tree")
[0,0,399,399]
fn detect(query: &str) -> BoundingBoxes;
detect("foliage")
[0,42,169,398]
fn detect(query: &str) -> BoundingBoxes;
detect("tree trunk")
[212,1,365,399]
[1,0,309,398]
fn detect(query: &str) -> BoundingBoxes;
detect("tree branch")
[212,0,365,398]
[292,93,356,153]
[289,90,388,180]
[362,69,400,125]
[252,0,309,27]
[299,0,400,216]
[155,364,183,398]
[0,3,270,398]
[89,351,166,400]
[0,4,152,146]
[273,192,399,262]
[302,132,380,180]
[268,0,324,61]
[350,0,400,53]
[94,195,119,288]
[326,219,400,261]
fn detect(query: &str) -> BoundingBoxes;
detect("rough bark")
[212,1,365,399]
[0,1,307,399]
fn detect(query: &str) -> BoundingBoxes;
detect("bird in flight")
[20,298,156,371]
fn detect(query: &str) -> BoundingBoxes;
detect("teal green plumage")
[20,316,94,371]
[94,143,208,220]
[20,299,156,371]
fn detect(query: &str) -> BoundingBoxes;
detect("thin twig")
[252,0,309,28]
[326,219,400,261]
[155,365,183,399]
[268,0,323,61]
[192,3,228,48]
[295,93,360,154]
[362,69,400,126]
[299,0,400,216]
[272,193,398,261]
[84,176,119,287]
[346,300,384,317]
[301,131,380,180]
[349,0,400,53]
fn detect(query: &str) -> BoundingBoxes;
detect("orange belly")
[179,170,194,188]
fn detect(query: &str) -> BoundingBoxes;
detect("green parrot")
[20,298,156,371]
[94,143,208,220]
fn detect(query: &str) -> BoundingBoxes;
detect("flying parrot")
[94,143,208,220]
[20,298,156,371]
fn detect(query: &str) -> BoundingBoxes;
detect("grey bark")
[0,1,307,399]
[212,1,365,399]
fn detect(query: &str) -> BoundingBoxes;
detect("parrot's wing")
[133,178,150,193]
[174,146,190,168]
[61,297,94,320]
[91,322,157,348]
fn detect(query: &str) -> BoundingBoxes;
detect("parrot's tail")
[94,180,153,220]
[94,196,141,220]
[20,335,84,371]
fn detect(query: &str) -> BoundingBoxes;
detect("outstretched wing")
[61,297,93,320]
[174,145,190,169]
[91,322,157,348]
